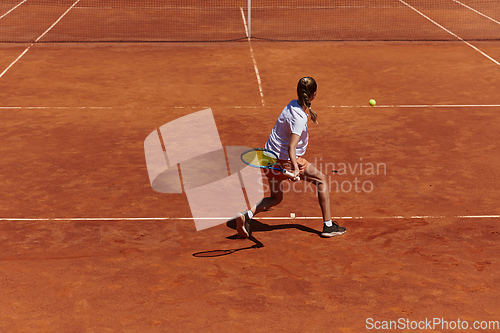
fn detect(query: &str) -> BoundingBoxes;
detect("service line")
[1,104,499,110]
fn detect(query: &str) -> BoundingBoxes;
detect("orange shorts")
[264,156,309,180]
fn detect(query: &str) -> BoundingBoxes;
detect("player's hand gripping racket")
[241,148,299,180]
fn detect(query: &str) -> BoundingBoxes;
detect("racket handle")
[283,169,299,180]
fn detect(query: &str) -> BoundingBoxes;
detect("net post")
[247,0,252,39]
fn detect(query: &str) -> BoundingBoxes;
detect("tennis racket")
[241,148,299,180]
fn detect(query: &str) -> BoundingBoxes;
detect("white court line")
[333,104,500,108]
[398,0,500,67]
[0,106,114,110]
[1,104,499,110]
[0,0,28,20]
[0,0,81,79]
[0,215,498,222]
[240,7,265,107]
[452,0,500,26]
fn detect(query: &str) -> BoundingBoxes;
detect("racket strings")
[242,150,277,167]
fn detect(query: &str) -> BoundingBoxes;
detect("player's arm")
[288,133,300,178]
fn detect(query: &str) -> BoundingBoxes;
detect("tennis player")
[236,77,346,238]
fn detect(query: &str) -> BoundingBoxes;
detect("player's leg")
[302,163,346,237]
[251,173,283,215]
[236,172,283,238]
[302,163,330,219]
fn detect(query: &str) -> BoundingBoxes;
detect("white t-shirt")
[265,99,309,160]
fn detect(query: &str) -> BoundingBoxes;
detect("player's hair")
[297,77,318,124]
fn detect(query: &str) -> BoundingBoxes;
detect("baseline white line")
[0,215,498,222]
[398,0,500,66]
[0,0,28,20]
[0,0,81,79]
[240,7,265,107]
[452,0,500,25]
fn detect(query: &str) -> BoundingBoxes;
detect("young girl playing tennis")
[236,77,346,238]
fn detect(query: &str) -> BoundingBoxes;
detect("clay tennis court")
[1,1,500,332]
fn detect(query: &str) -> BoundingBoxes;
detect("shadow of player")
[226,218,321,237]
[192,218,321,258]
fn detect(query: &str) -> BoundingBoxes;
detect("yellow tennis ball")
[369,99,376,106]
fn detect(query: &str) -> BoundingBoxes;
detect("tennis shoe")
[321,221,346,238]
[236,211,251,238]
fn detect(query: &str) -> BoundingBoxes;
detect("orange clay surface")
[0,41,500,332]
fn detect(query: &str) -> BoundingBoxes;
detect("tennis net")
[0,0,499,42]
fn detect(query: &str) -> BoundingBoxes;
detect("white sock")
[247,210,254,219]
[324,220,333,227]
